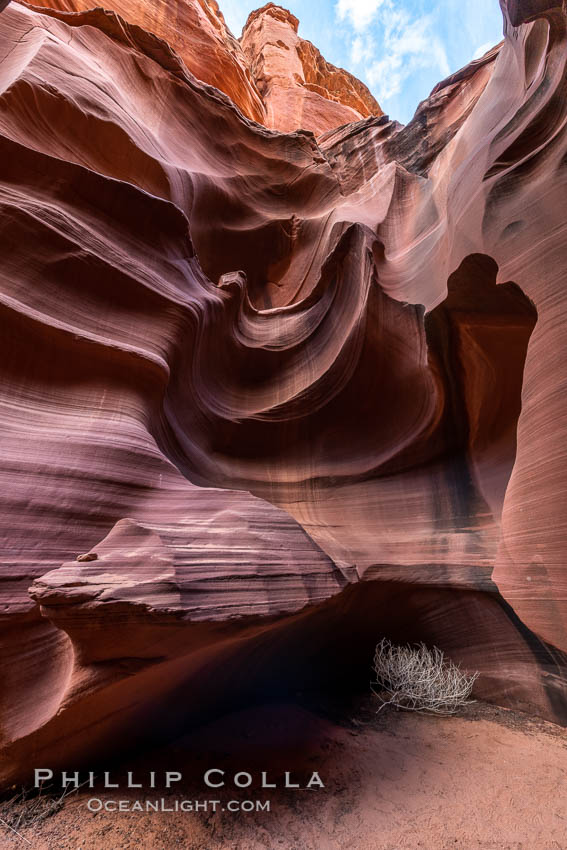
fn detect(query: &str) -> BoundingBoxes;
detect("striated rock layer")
[0,0,566,785]
[23,0,267,123]
[23,0,382,133]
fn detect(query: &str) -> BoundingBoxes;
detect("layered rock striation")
[0,0,566,785]
[23,0,382,132]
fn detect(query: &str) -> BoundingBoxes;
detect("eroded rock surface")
[240,2,382,132]
[0,0,566,785]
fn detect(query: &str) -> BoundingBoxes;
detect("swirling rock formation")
[0,0,566,785]
[25,0,267,122]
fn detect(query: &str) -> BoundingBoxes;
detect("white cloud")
[350,34,376,66]
[472,41,493,59]
[336,0,386,32]
[337,0,451,107]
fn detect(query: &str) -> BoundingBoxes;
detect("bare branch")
[372,638,479,715]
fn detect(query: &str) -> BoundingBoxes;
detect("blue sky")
[220,0,504,124]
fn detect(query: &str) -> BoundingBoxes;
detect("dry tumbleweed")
[372,638,479,715]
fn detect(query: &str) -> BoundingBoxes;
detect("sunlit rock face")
[24,0,267,122]
[23,0,381,133]
[0,0,566,785]
[240,2,382,133]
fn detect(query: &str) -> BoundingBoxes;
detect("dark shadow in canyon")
[425,252,538,525]
[6,577,567,791]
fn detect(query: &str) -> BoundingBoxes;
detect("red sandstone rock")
[240,2,382,133]
[23,0,381,133]
[25,0,267,122]
[0,0,566,786]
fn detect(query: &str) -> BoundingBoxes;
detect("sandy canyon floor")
[1,697,565,850]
